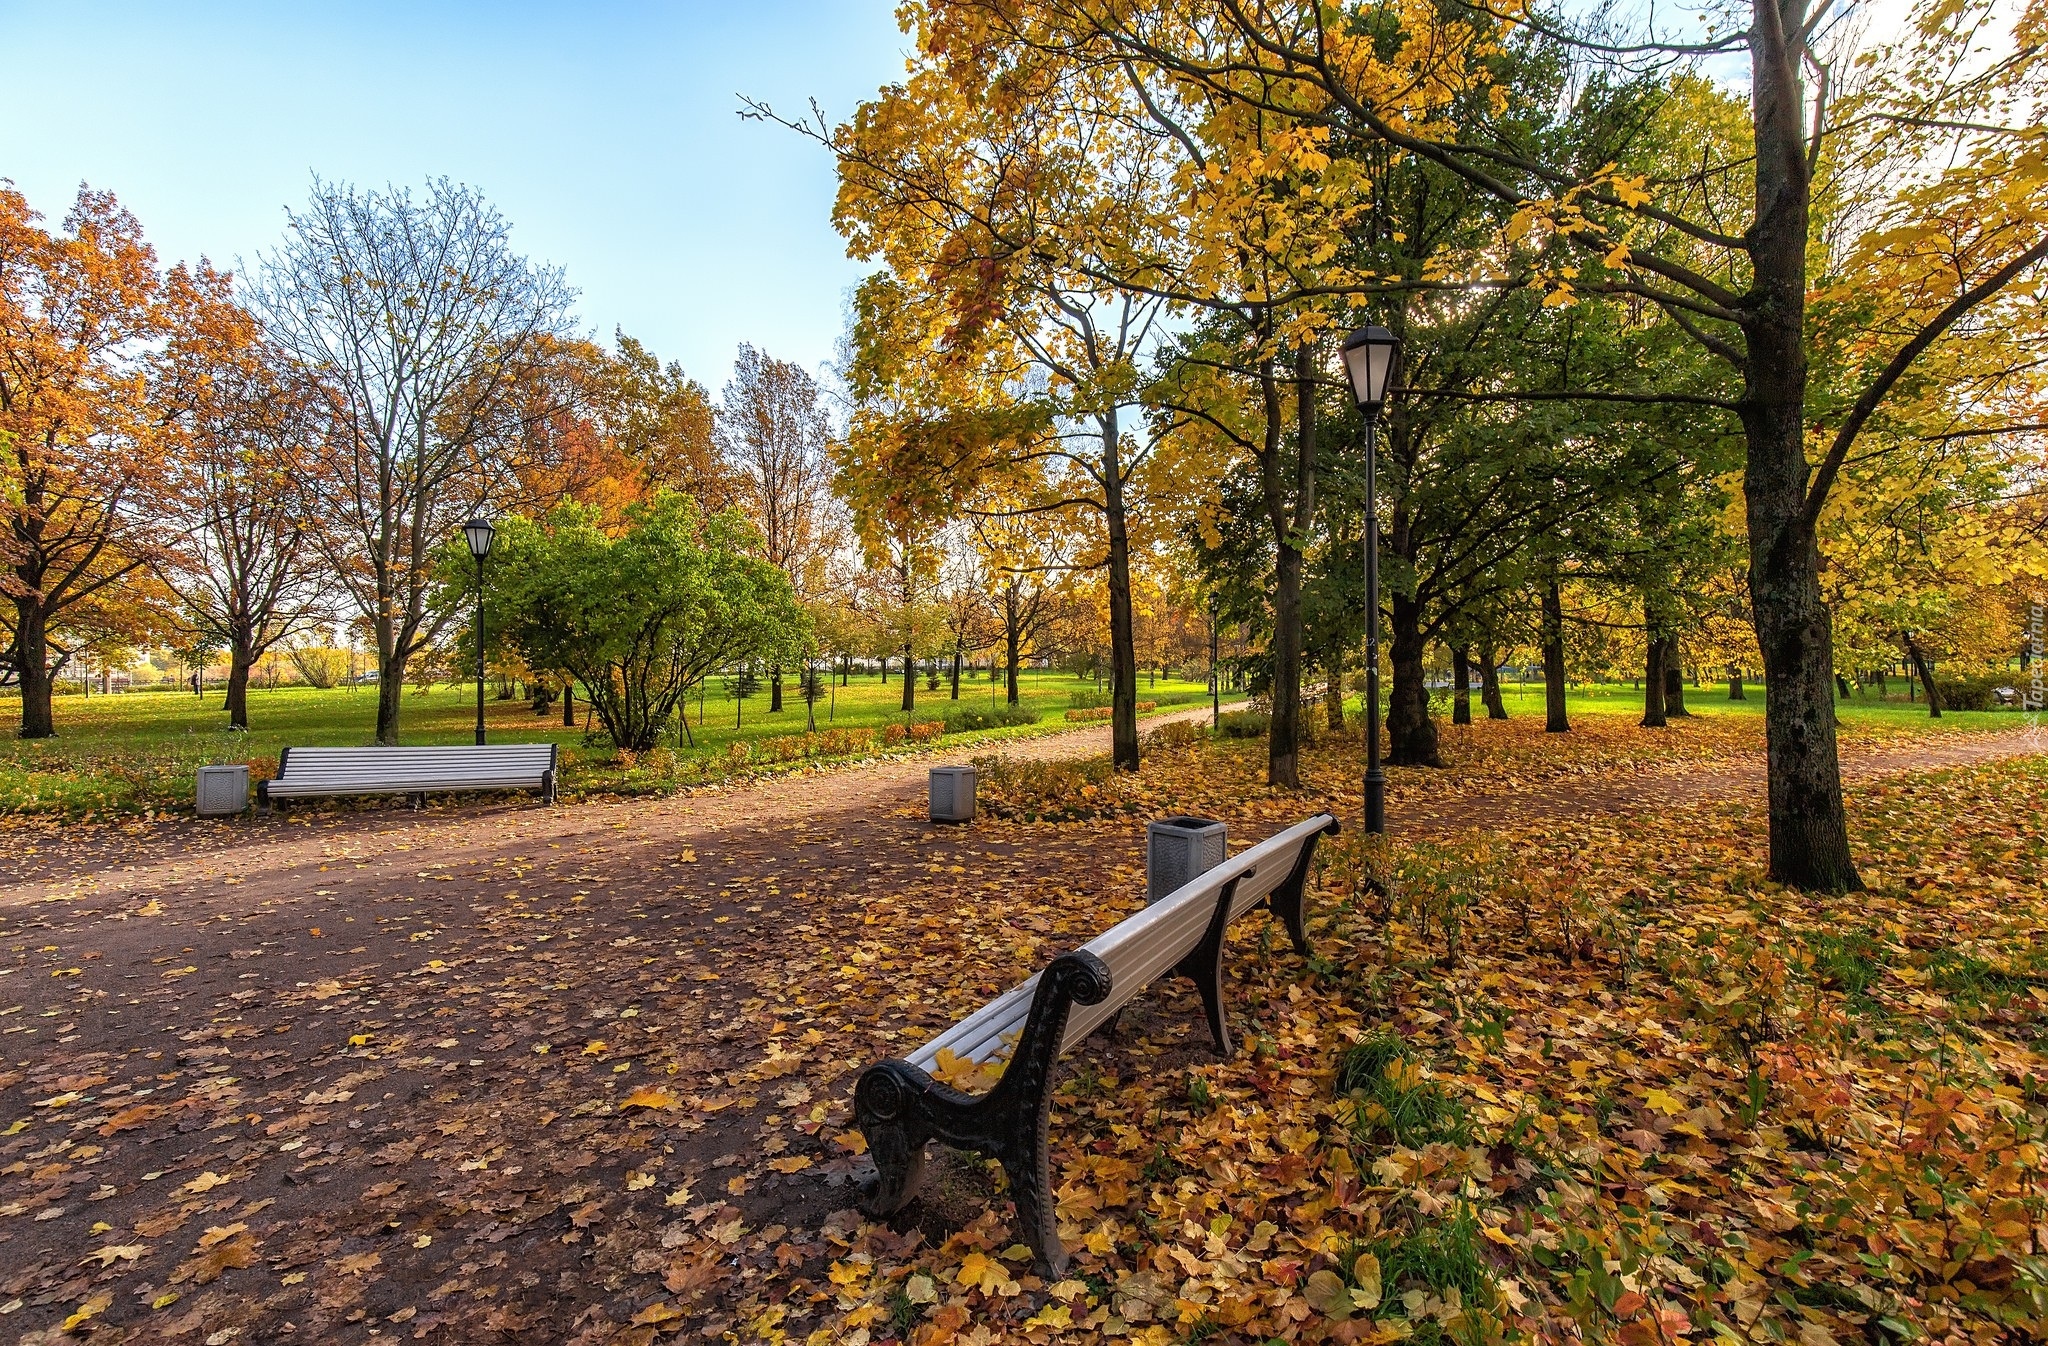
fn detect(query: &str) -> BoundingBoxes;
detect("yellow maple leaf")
[617,1086,679,1112]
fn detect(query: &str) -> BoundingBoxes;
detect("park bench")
[852,811,1340,1273]
[257,744,560,809]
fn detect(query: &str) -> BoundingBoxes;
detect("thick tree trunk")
[1729,670,1747,700]
[1833,672,1850,700]
[1270,542,1304,787]
[900,643,915,713]
[1738,0,1861,892]
[1101,412,1140,772]
[1903,635,1942,717]
[225,639,254,731]
[1004,608,1022,706]
[1541,574,1570,733]
[15,602,54,739]
[1666,663,1691,716]
[563,682,575,726]
[1641,632,1668,727]
[1478,643,1507,719]
[1451,645,1472,725]
[1387,596,1441,766]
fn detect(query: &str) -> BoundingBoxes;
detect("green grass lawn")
[1484,677,2022,730]
[0,668,1226,818]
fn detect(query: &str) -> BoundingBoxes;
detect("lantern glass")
[463,517,496,560]
[1339,325,1398,412]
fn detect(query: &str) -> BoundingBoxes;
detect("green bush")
[940,703,1038,733]
[1068,690,1109,709]
[1215,709,1269,738]
[1930,672,2014,711]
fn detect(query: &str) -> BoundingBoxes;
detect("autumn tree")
[0,185,202,737]
[717,344,838,711]
[257,177,572,744]
[155,280,326,729]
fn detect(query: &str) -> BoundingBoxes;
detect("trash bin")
[929,765,977,823]
[1147,815,1227,903]
[196,764,250,817]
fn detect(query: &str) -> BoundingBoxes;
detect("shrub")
[1216,709,1269,738]
[1069,690,1109,709]
[884,722,908,745]
[723,741,751,768]
[1930,672,2014,711]
[1143,719,1206,750]
[909,720,944,742]
[941,703,1038,733]
[1062,701,1156,722]
[970,753,1131,821]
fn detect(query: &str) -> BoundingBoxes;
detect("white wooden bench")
[853,812,1339,1273]
[257,744,560,808]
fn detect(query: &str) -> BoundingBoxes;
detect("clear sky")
[0,1,906,395]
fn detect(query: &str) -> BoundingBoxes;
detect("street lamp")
[463,516,496,746]
[1340,324,1399,834]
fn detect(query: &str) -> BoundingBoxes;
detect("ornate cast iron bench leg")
[1266,821,1338,958]
[1173,877,1243,1057]
[853,951,1113,1277]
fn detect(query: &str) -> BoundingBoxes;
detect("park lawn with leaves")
[0,717,2038,1346]
[0,674,1219,820]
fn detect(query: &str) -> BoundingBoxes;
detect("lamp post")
[462,517,496,746]
[1340,324,1399,834]
[1209,592,1221,729]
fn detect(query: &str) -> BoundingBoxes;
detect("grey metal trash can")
[196,765,250,817]
[929,765,977,823]
[1147,815,1227,903]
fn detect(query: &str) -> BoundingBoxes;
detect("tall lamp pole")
[1340,325,1399,835]
[463,517,496,746]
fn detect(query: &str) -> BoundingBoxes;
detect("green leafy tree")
[468,492,806,751]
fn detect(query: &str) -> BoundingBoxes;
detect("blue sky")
[0,1,906,394]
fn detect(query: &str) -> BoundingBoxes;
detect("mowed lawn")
[0,669,1222,818]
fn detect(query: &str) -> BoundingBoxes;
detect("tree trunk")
[225,637,254,731]
[374,663,405,745]
[770,668,783,713]
[1101,412,1140,772]
[15,601,54,739]
[1270,541,1304,787]
[900,643,915,712]
[1541,574,1570,733]
[1729,670,1747,700]
[1451,645,1472,725]
[1903,635,1942,717]
[1325,659,1346,730]
[1666,663,1691,716]
[880,656,889,684]
[1641,632,1668,727]
[1005,610,1022,706]
[1387,596,1441,766]
[950,644,962,699]
[1478,643,1507,719]
[1833,672,1850,700]
[1738,0,1861,892]
[563,681,575,726]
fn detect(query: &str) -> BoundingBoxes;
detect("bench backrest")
[276,743,557,787]
[1059,812,1334,1051]
[906,812,1336,1072]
